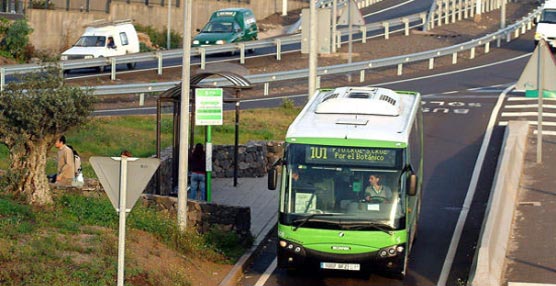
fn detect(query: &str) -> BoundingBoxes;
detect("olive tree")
[0,68,95,205]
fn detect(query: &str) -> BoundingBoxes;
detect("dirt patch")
[127,229,232,286]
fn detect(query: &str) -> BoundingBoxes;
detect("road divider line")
[254,258,277,286]
[364,0,415,17]
[436,84,514,286]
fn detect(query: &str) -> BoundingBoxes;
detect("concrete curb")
[218,213,278,286]
[470,121,530,286]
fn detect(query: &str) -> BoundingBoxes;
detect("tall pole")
[308,0,317,98]
[178,0,193,231]
[536,40,544,164]
[332,0,337,53]
[167,0,172,49]
[347,0,353,82]
[500,0,506,29]
[117,156,128,286]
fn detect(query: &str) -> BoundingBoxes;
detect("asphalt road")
[236,30,536,286]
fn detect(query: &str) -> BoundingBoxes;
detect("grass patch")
[0,106,302,178]
[0,192,246,285]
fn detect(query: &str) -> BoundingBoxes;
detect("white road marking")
[364,0,415,17]
[502,112,556,117]
[508,283,556,286]
[376,53,531,87]
[504,104,556,109]
[436,85,514,286]
[533,130,556,136]
[507,97,556,101]
[254,258,277,286]
[498,121,556,126]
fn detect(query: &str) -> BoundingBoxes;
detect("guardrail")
[0,7,428,89]
[83,5,541,97]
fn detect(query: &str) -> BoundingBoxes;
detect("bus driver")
[364,174,393,202]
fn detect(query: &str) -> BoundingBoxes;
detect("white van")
[535,0,556,50]
[61,19,140,72]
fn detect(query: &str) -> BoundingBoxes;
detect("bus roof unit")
[286,86,420,146]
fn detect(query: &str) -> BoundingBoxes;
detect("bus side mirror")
[407,174,418,196]
[533,18,538,25]
[268,168,278,190]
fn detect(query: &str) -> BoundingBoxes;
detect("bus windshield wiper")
[341,222,394,235]
[292,213,335,231]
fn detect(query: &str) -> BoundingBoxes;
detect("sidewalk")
[503,132,556,285]
[210,175,278,286]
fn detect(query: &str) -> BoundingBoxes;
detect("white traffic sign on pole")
[195,88,223,126]
[90,156,160,211]
[90,156,160,286]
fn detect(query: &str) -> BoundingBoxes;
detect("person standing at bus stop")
[188,143,206,201]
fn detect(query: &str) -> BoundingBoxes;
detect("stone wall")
[51,181,252,243]
[146,141,284,195]
[141,194,251,243]
[24,1,308,53]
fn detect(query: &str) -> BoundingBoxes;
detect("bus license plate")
[320,262,360,271]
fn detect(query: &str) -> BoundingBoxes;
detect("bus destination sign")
[305,146,397,167]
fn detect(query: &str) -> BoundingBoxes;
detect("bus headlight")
[535,32,544,41]
[60,55,68,61]
[215,40,226,45]
[193,40,199,45]
[378,245,404,258]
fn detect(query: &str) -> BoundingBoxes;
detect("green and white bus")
[268,86,423,279]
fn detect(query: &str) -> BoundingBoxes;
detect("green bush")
[30,0,55,9]
[135,24,182,49]
[2,19,33,60]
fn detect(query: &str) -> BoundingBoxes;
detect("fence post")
[470,47,475,59]
[403,18,409,36]
[157,51,163,75]
[360,26,367,43]
[383,22,389,39]
[452,52,458,64]
[66,0,70,11]
[360,70,365,82]
[264,82,269,96]
[239,43,245,64]
[200,48,206,70]
[429,58,434,69]
[1,68,5,92]
[86,0,90,12]
[444,0,449,24]
[397,63,403,76]
[485,41,490,53]
[111,58,116,81]
[275,39,281,60]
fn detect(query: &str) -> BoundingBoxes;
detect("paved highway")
[61,0,433,79]
[235,31,537,286]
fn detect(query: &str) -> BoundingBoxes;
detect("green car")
[192,8,258,47]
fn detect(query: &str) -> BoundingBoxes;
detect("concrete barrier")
[471,121,530,286]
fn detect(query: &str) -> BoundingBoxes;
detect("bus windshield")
[280,144,406,230]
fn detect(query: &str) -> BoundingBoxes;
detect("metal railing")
[0,10,428,88]
[83,6,541,97]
